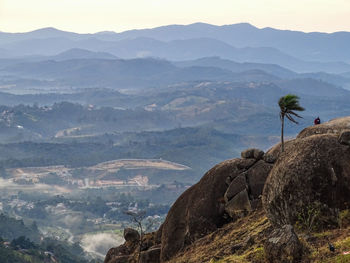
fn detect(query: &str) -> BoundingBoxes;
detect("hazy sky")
[0,0,349,33]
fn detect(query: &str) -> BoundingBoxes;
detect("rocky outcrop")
[224,174,247,202]
[241,148,264,160]
[246,160,273,199]
[339,130,350,145]
[297,116,350,139]
[104,116,350,263]
[105,230,161,263]
[225,189,252,218]
[223,153,273,219]
[264,225,306,263]
[263,117,350,227]
[140,246,161,263]
[124,228,140,243]
[160,158,251,262]
[104,228,140,263]
[160,149,273,261]
[105,148,274,263]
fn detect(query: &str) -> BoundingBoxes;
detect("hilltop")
[105,116,350,263]
[5,158,191,188]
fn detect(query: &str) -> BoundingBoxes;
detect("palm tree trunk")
[281,115,285,152]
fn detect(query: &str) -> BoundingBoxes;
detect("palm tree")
[278,94,305,152]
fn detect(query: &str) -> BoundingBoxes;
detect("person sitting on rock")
[314,117,321,125]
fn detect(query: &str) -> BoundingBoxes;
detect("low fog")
[81,232,124,259]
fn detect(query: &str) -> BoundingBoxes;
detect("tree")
[124,210,155,263]
[10,236,37,250]
[278,94,304,152]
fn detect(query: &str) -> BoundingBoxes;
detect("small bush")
[338,209,350,228]
[295,203,321,233]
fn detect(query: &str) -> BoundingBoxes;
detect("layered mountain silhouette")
[1,23,350,73]
[1,58,281,88]
[2,56,350,91]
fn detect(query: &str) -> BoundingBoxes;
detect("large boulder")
[105,244,136,263]
[339,130,350,146]
[224,174,247,202]
[124,228,140,243]
[264,225,305,263]
[104,228,140,263]
[160,158,257,262]
[241,148,264,160]
[297,116,350,139]
[104,255,130,263]
[263,153,277,163]
[104,230,159,263]
[246,160,273,199]
[225,189,252,218]
[264,139,294,163]
[263,117,350,227]
[104,156,274,263]
[140,246,161,263]
[224,159,273,218]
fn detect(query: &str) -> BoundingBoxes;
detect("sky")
[0,0,349,33]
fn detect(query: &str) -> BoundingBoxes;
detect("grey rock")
[241,148,255,159]
[241,148,264,160]
[124,228,140,243]
[106,255,130,263]
[263,134,350,227]
[140,246,161,263]
[116,255,131,263]
[224,174,247,202]
[225,189,252,218]
[338,130,350,146]
[263,153,276,163]
[253,149,264,160]
[160,158,253,262]
[225,176,232,186]
[246,160,273,199]
[250,199,262,210]
[264,225,305,263]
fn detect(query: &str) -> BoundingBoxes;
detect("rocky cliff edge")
[104,116,350,263]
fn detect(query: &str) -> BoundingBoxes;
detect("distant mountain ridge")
[1,57,279,88]
[1,23,350,73]
[2,56,350,91]
[96,22,350,63]
[175,57,297,78]
[51,48,117,61]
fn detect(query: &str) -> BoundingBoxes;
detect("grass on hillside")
[166,208,350,263]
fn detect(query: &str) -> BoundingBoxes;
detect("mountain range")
[2,55,350,91]
[1,23,350,73]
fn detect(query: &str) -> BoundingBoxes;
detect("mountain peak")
[27,27,80,38]
[30,27,62,33]
[95,30,117,35]
[187,22,218,28]
[36,27,58,31]
[223,22,258,30]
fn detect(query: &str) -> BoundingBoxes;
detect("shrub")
[338,209,350,228]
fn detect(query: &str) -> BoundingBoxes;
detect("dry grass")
[165,208,350,263]
[305,227,350,263]
[166,209,271,263]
